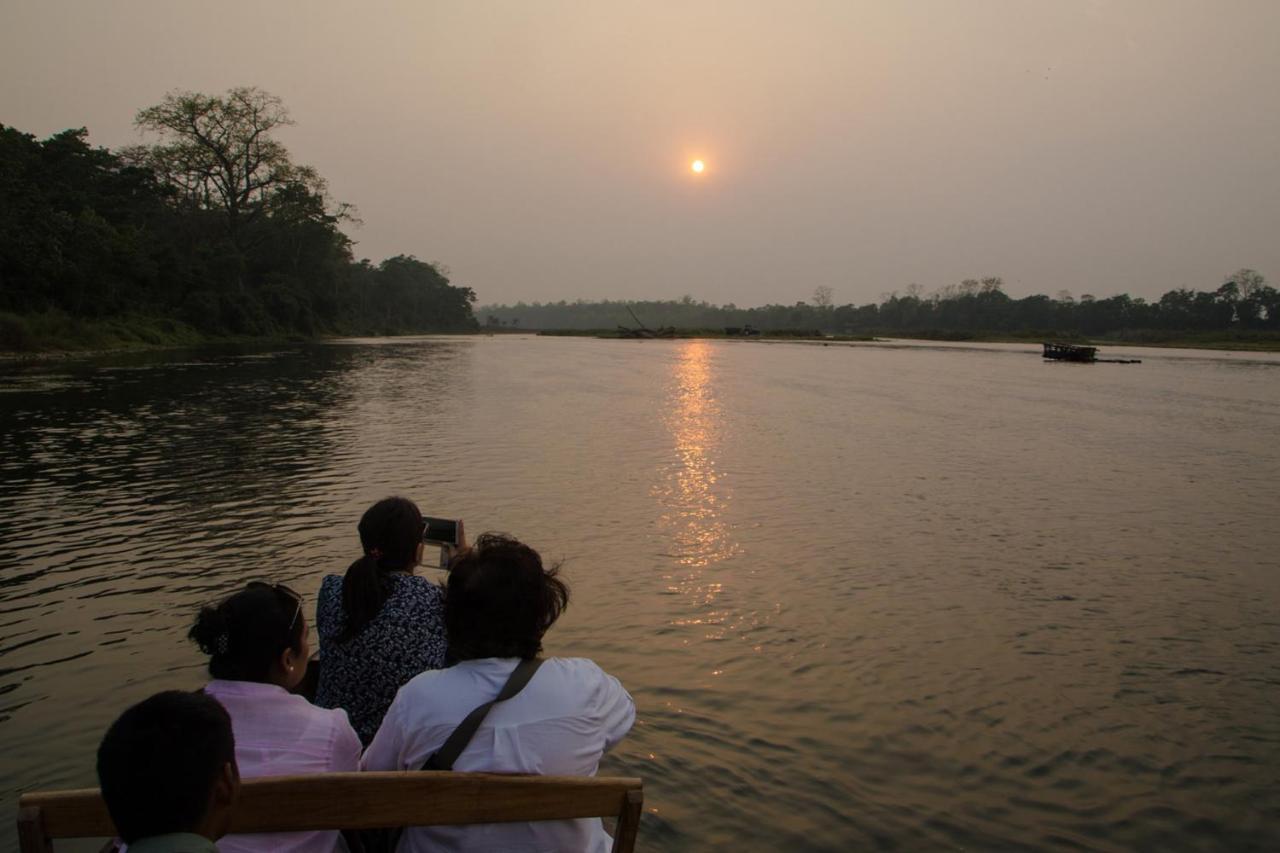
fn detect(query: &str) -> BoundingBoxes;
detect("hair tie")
[368,548,383,559]
[215,632,230,655]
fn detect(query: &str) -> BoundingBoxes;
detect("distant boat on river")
[1042,342,1097,362]
[1042,342,1141,364]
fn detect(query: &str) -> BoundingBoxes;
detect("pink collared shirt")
[204,679,361,853]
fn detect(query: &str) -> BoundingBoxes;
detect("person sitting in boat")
[191,582,360,853]
[362,533,636,853]
[96,690,240,853]
[314,496,459,745]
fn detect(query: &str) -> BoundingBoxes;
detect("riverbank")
[533,327,1280,352]
[535,328,878,342]
[0,311,480,363]
[900,330,1280,352]
[8,317,1279,361]
[0,313,317,363]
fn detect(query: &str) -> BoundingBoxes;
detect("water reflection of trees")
[0,341,472,591]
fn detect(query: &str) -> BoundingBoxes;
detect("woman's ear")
[279,645,294,672]
[277,645,303,687]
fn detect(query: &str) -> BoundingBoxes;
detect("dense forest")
[480,273,1279,342]
[0,87,477,351]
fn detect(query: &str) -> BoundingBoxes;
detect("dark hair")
[339,496,424,641]
[189,583,305,682]
[445,533,569,660]
[97,690,236,843]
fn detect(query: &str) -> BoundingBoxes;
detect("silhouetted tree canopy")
[480,272,1278,339]
[0,90,477,348]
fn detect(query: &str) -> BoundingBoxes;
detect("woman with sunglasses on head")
[314,497,461,745]
[191,581,360,853]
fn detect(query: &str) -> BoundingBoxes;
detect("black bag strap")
[422,657,544,771]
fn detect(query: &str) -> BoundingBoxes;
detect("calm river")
[2,336,1279,851]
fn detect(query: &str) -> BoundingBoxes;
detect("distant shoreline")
[0,313,477,364]
[6,327,1279,364]
[531,328,1280,353]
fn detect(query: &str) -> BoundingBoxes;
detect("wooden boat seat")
[17,771,643,853]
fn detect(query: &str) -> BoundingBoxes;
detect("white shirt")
[204,679,361,853]
[362,657,636,853]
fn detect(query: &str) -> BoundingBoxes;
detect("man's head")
[96,690,238,843]
[445,533,569,660]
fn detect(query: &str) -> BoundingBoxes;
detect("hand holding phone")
[423,517,467,568]
[422,517,461,546]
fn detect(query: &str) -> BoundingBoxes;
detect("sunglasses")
[248,581,303,635]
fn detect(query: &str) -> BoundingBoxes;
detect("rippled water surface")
[2,336,1279,851]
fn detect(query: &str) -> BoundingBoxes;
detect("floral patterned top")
[314,573,448,745]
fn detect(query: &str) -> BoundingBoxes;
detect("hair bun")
[189,605,231,657]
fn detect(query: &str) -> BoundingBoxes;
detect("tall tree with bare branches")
[127,87,305,243]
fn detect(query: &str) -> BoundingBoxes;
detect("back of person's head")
[97,690,237,843]
[340,496,425,641]
[445,533,569,660]
[189,582,304,682]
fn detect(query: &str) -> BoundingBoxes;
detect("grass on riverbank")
[900,328,1280,351]
[0,310,487,361]
[0,310,217,357]
[1091,329,1280,352]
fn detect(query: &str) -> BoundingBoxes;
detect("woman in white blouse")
[363,534,636,853]
[190,581,361,853]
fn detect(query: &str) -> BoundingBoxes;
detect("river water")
[2,336,1278,851]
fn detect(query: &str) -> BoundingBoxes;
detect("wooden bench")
[17,771,643,852]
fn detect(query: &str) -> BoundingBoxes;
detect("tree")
[812,285,834,308]
[129,87,306,242]
[1225,268,1266,300]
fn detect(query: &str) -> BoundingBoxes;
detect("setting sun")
[690,159,705,174]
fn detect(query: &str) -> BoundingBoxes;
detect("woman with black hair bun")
[191,581,360,853]
[314,496,459,744]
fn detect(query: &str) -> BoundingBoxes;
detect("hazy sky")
[3,1,1278,306]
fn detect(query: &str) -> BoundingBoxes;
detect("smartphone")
[422,517,460,546]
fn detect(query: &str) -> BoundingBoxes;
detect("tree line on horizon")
[0,87,476,350]
[480,272,1279,339]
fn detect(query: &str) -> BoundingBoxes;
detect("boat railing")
[17,771,644,853]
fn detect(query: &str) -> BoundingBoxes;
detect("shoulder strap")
[422,657,544,771]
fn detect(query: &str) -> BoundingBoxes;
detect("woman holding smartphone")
[314,496,463,744]
[191,581,360,853]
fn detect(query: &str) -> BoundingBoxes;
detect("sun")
[690,159,705,174]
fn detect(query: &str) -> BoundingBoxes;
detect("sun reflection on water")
[654,341,741,623]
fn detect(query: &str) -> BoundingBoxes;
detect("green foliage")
[0,95,477,351]
[0,310,205,353]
